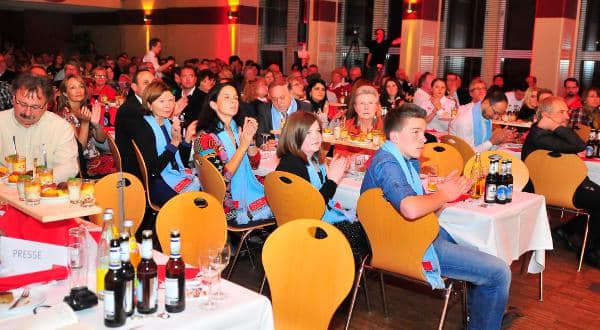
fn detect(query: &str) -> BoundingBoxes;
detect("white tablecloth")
[437,192,553,273]
[500,145,600,184]
[0,253,274,330]
[255,153,361,210]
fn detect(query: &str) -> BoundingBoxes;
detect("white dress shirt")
[449,102,494,152]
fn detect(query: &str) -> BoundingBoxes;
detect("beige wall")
[400,19,439,82]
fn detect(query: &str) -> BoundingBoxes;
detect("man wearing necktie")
[256,79,311,145]
[449,88,515,152]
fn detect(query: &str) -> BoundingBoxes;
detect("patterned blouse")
[194,131,262,222]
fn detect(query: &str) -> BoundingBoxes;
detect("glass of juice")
[24,178,41,206]
[68,177,82,204]
[17,174,32,201]
[80,179,95,207]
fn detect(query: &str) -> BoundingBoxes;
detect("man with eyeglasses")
[0,73,78,182]
[256,78,311,145]
[449,87,516,152]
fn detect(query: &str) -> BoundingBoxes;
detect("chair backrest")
[420,142,464,176]
[574,124,591,143]
[357,188,439,282]
[262,219,354,330]
[106,134,122,172]
[440,135,475,167]
[264,171,325,226]
[524,150,587,209]
[156,192,227,267]
[92,172,146,233]
[464,150,529,192]
[194,154,226,203]
[131,140,161,211]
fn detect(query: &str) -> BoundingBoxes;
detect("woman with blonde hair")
[57,74,114,177]
[517,87,539,122]
[344,85,383,135]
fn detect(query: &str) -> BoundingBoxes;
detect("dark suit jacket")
[182,88,207,128]
[0,70,16,83]
[115,95,145,178]
[256,99,312,145]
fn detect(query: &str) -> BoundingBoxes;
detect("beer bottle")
[470,152,485,199]
[136,230,158,314]
[119,232,135,317]
[585,130,596,158]
[506,160,514,203]
[496,160,508,204]
[123,220,141,269]
[484,160,498,203]
[104,239,126,327]
[165,229,186,313]
[595,130,600,158]
[96,209,114,297]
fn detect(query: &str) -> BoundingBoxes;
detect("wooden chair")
[131,140,161,212]
[345,188,467,330]
[262,219,355,330]
[464,150,529,192]
[420,142,464,176]
[439,135,475,167]
[574,124,592,143]
[156,191,227,267]
[92,172,145,234]
[194,155,275,279]
[105,134,122,172]
[264,171,326,227]
[524,149,590,272]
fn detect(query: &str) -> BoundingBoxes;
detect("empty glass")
[208,244,230,300]
[68,226,88,289]
[198,250,218,310]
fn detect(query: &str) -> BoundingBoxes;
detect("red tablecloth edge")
[0,265,68,292]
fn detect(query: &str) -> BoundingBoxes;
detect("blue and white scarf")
[306,161,355,224]
[216,120,272,224]
[144,115,199,193]
[380,141,445,290]
[472,102,491,146]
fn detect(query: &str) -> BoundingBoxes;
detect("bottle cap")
[123,220,133,228]
[142,229,153,239]
[120,232,129,240]
[171,229,180,237]
[103,208,114,220]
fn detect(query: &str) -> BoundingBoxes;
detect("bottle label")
[109,249,121,269]
[124,280,133,313]
[496,185,507,201]
[120,241,130,262]
[136,277,143,304]
[485,184,496,202]
[142,239,152,259]
[170,238,181,258]
[150,277,158,308]
[104,290,115,320]
[586,146,594,157]
[165,277,179,305]
[507,184,513,199]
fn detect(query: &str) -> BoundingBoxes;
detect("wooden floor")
[228,235,600,329]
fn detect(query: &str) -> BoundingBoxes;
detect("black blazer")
[182,88,207,128]
[521,124,585,161]
[0,70,16,83]
[276,153,337,204]
[256,99,312,144]
[115,95,145,178]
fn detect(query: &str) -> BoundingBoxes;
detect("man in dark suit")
[256,79,312,145]
[446,72,470,106]
[0,54,16,83]
[179,65,207,127]
[114,70,155,179]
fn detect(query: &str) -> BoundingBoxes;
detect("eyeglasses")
[94,75,107,78]
[14,99,46,111]
[271,95,288,103]
[470,87,486,92]
[490,104,503,117]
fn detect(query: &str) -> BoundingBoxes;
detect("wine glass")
[209,244,231,300]
[260,133,271,159]
[198,250,218,310]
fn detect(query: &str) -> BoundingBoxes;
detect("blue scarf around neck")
[306,161,354,224]
[471,102,491,146]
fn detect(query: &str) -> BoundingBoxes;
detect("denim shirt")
[360,149,420,211]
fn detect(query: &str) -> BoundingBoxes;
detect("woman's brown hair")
[276,111,323,164]
[57,74,89,112]
[141,81,170,115]
[241,77,266,103]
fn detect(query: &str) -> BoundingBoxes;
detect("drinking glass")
[198,250,217,310]
[208,244,230,300]
[38,167,54,186]
[68,226,88,289]
[24,178,41,205]
[17,175,31,201]
[68,178,82,204]
[260,133,271,159]
[427,165,439,192]
[80,179,95,207]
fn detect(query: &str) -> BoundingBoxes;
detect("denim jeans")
[433,228,511,330]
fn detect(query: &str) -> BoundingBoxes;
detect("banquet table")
[0,229,274,330]
[499,143,600,184]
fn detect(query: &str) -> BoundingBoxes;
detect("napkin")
[21,302,90,330]
[0,265,68,291]
[156,265,200,281]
